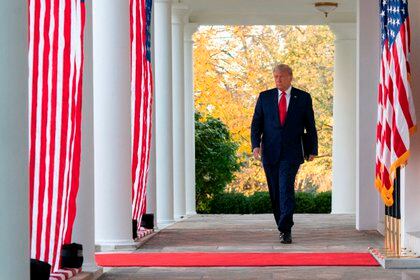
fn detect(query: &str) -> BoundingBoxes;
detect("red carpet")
[95,252,379,267]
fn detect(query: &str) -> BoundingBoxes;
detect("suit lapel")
[272,88,281,127]
[284,87,298,127]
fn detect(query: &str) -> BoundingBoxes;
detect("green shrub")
[195,113,241,213]
[209,192,249,214]
[206,191,331,214]
[248,191,272,214]
[207,191,331,214]
[313,191,332,213]
[294,192,316,213]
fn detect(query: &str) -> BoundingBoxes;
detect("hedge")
[202,191,331,214]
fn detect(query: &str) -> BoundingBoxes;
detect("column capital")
[184,23,199,42]
[172,4,190,25]
[329,23,356,41]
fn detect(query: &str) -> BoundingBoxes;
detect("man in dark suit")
[251,64,318,244]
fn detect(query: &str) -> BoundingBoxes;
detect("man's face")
[273,70,292,91]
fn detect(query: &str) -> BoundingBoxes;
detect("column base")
[407,232,420,256]
[186,211,197,216]
[330,210,355,215]
[157,219,176,229]
[70,267,103,280]
[95,239,140,252]
[377,220,385,236]
[174,214,187,221]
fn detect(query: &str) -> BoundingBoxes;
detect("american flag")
[375,0,416,206]
[28,0,86,274]
[130,0,154,233]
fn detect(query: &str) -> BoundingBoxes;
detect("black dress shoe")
[280,232,292,244]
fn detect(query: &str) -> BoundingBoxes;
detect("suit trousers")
[263,160,300,234]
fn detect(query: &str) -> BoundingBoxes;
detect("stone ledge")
[369,247,420,269]
[96,229,156,252]
[96,241,140,252]
[68,267,103,280]
[135,231,158,248]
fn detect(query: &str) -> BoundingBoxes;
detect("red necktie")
[279,91,287,126]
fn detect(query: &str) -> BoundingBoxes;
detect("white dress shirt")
[277,86,292,109]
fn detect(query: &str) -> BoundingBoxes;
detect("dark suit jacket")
[251,87,318,165]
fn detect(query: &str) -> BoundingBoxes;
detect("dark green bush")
[209,192,249,214]
[313,191,332,213]
[294,191,316,213]
[207,191,331,214]
[195,112,241,213]
[248,191,272,214]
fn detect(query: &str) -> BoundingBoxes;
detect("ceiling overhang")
[179,0,357,25]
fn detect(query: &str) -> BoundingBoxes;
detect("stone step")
[69,270,102,280]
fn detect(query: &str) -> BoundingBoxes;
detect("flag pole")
[370,0,417,266]
[395,167,401,256]
[386,208,390,252]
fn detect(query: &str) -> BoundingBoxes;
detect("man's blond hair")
[273,64,293,76]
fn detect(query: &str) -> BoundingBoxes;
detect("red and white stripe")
[130,0,154,232]
[29,0,86,272]
[375,13,416,206]
[50,268,82,280]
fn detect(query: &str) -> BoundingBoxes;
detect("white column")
[92,0,133,246]
[154,0,175,228]
[72,1,102,276]
[184,24,199,216]
[146,99,157,228]
[401,0,420,250]
[146,106,157,227]
[356,0,381,230]
[172,4,189,220]
[147,7,157,227]
[330,23,356,214]
[377,188,385,235]
[0,1,28,278]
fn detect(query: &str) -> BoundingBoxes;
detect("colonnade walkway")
[98,214,420,280]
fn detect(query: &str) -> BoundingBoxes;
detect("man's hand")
[253,147,261,160]
[308,155,315,161]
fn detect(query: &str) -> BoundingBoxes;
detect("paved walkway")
[98,214,420,280]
